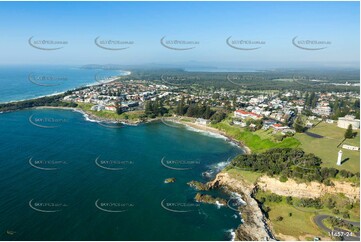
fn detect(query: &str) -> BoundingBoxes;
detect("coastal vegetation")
[0,92,77,112]
[254,190,360,240]
[211,121,300,152]
[127,68,360,92]
[228,148,359,184]
[323,216,360,233]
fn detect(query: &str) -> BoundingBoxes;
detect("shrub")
[279,175,288,182]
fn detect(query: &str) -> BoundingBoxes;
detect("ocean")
[0,65,128,103]
[0,109,244,240]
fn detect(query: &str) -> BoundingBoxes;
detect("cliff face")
[257,176,360,201]
[208,172,274,241]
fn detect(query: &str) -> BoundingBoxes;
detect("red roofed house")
[234,109,262,120]
[271,123,289,130]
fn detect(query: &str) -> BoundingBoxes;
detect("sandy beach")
[163,117,252,154]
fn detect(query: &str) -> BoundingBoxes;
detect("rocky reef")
[194,193,227,206]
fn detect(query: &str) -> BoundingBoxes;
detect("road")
[313,215,360,241]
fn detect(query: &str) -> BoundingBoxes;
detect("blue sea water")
[0,65,127,103]
[0,109,244,240]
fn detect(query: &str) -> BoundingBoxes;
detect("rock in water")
[164,177,176,183]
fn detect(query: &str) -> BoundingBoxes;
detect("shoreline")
[162,117,252,155]
[30,106,142,126]
[208,172,275,241]
[0,72,130,105]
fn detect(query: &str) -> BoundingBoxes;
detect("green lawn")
[225,167,262,184]
[77,103,144,121]
[294,122,360,172]
[211,121,300,153]
[254,191,326,240]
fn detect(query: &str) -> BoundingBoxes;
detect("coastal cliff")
[257,176,360,201]
[208,172,274,241]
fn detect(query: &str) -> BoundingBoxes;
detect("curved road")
[314,215,360,241]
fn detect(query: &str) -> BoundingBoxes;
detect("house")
[234,109,262,120]
[326,119,334,124]
[105,106,116,111]
[337,115,360,129]
[196,118,210,125]
[281,128,296,135]
[271,123,289,130]
[342,144,360,151]
[91,105,105,111]
[233,120,247,127]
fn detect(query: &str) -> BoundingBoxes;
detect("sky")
[0,1,359,69]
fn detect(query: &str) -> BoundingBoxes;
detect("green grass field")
[294,122,360,172]
[254,191,326,240]
[225,167,262,184]
[77,103,144,121]
[211,121,300,153]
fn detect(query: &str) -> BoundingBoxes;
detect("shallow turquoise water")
[0,109,243,240]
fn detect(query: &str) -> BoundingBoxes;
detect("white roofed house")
[195,118,210,125]
[105,106,116,112]
[337,115,360,129]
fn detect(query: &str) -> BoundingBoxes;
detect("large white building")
[337,115,360,129]
[234,109,262,120]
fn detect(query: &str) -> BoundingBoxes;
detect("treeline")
[0,92,77,112]
[144,98,168,118]
[144,97,228,124]
[174,97,227,124]
[331,97,360,119]
[304,92,318,109]
[129,69,360,92]
[230,148,359,183]
[175,97,214,119]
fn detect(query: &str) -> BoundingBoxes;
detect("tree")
[115,101,123,115]
[276,216,283,221]
[344,124,353,139]
[210,111,226,124]
[294,116,305,133]
[203,106,212,119]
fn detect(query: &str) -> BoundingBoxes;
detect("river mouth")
[0,109,243,240]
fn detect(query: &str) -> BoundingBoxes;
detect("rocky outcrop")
[208,172,274,241]
[164,177,176,183]
[257,176,360,201]
[194,193,227,206]
[187,180,209,190]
